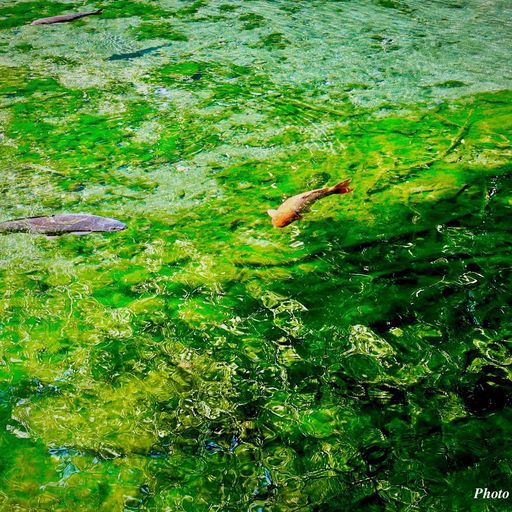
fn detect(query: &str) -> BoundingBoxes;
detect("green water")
[0,0,511,510]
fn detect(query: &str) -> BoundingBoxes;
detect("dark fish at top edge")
[31,9,103,26]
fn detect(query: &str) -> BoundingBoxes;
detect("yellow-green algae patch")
[1,85,511,509]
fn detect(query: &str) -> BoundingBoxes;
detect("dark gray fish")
[0,214,126,235]
[31,9,103,26]
[108,45,168,61]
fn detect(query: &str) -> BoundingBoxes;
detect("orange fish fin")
[332,179,353,194]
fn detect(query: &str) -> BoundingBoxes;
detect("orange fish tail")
[331,179,353,194]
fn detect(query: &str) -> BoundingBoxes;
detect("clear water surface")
[0,0,511,510]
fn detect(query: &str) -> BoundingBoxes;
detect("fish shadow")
[107,44,169,61]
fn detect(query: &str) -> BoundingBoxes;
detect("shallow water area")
[0,0,511,510]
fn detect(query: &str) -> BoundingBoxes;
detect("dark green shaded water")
[0,0,511,510]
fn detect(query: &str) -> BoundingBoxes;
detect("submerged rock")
[0,214,126,235]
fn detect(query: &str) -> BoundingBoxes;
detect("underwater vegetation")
[0,0,511,510]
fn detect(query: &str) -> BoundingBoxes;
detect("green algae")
[0,1,70,29]
[239,12,266,30]
[131,22,188,42]
[218,4,239,13]
[2,86,510,509]
[0,0,512,510]
[175,0,208,17]
[255,32,290,50]
[99,1,171,20]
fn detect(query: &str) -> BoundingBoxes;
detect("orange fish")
[267,179,353,228]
